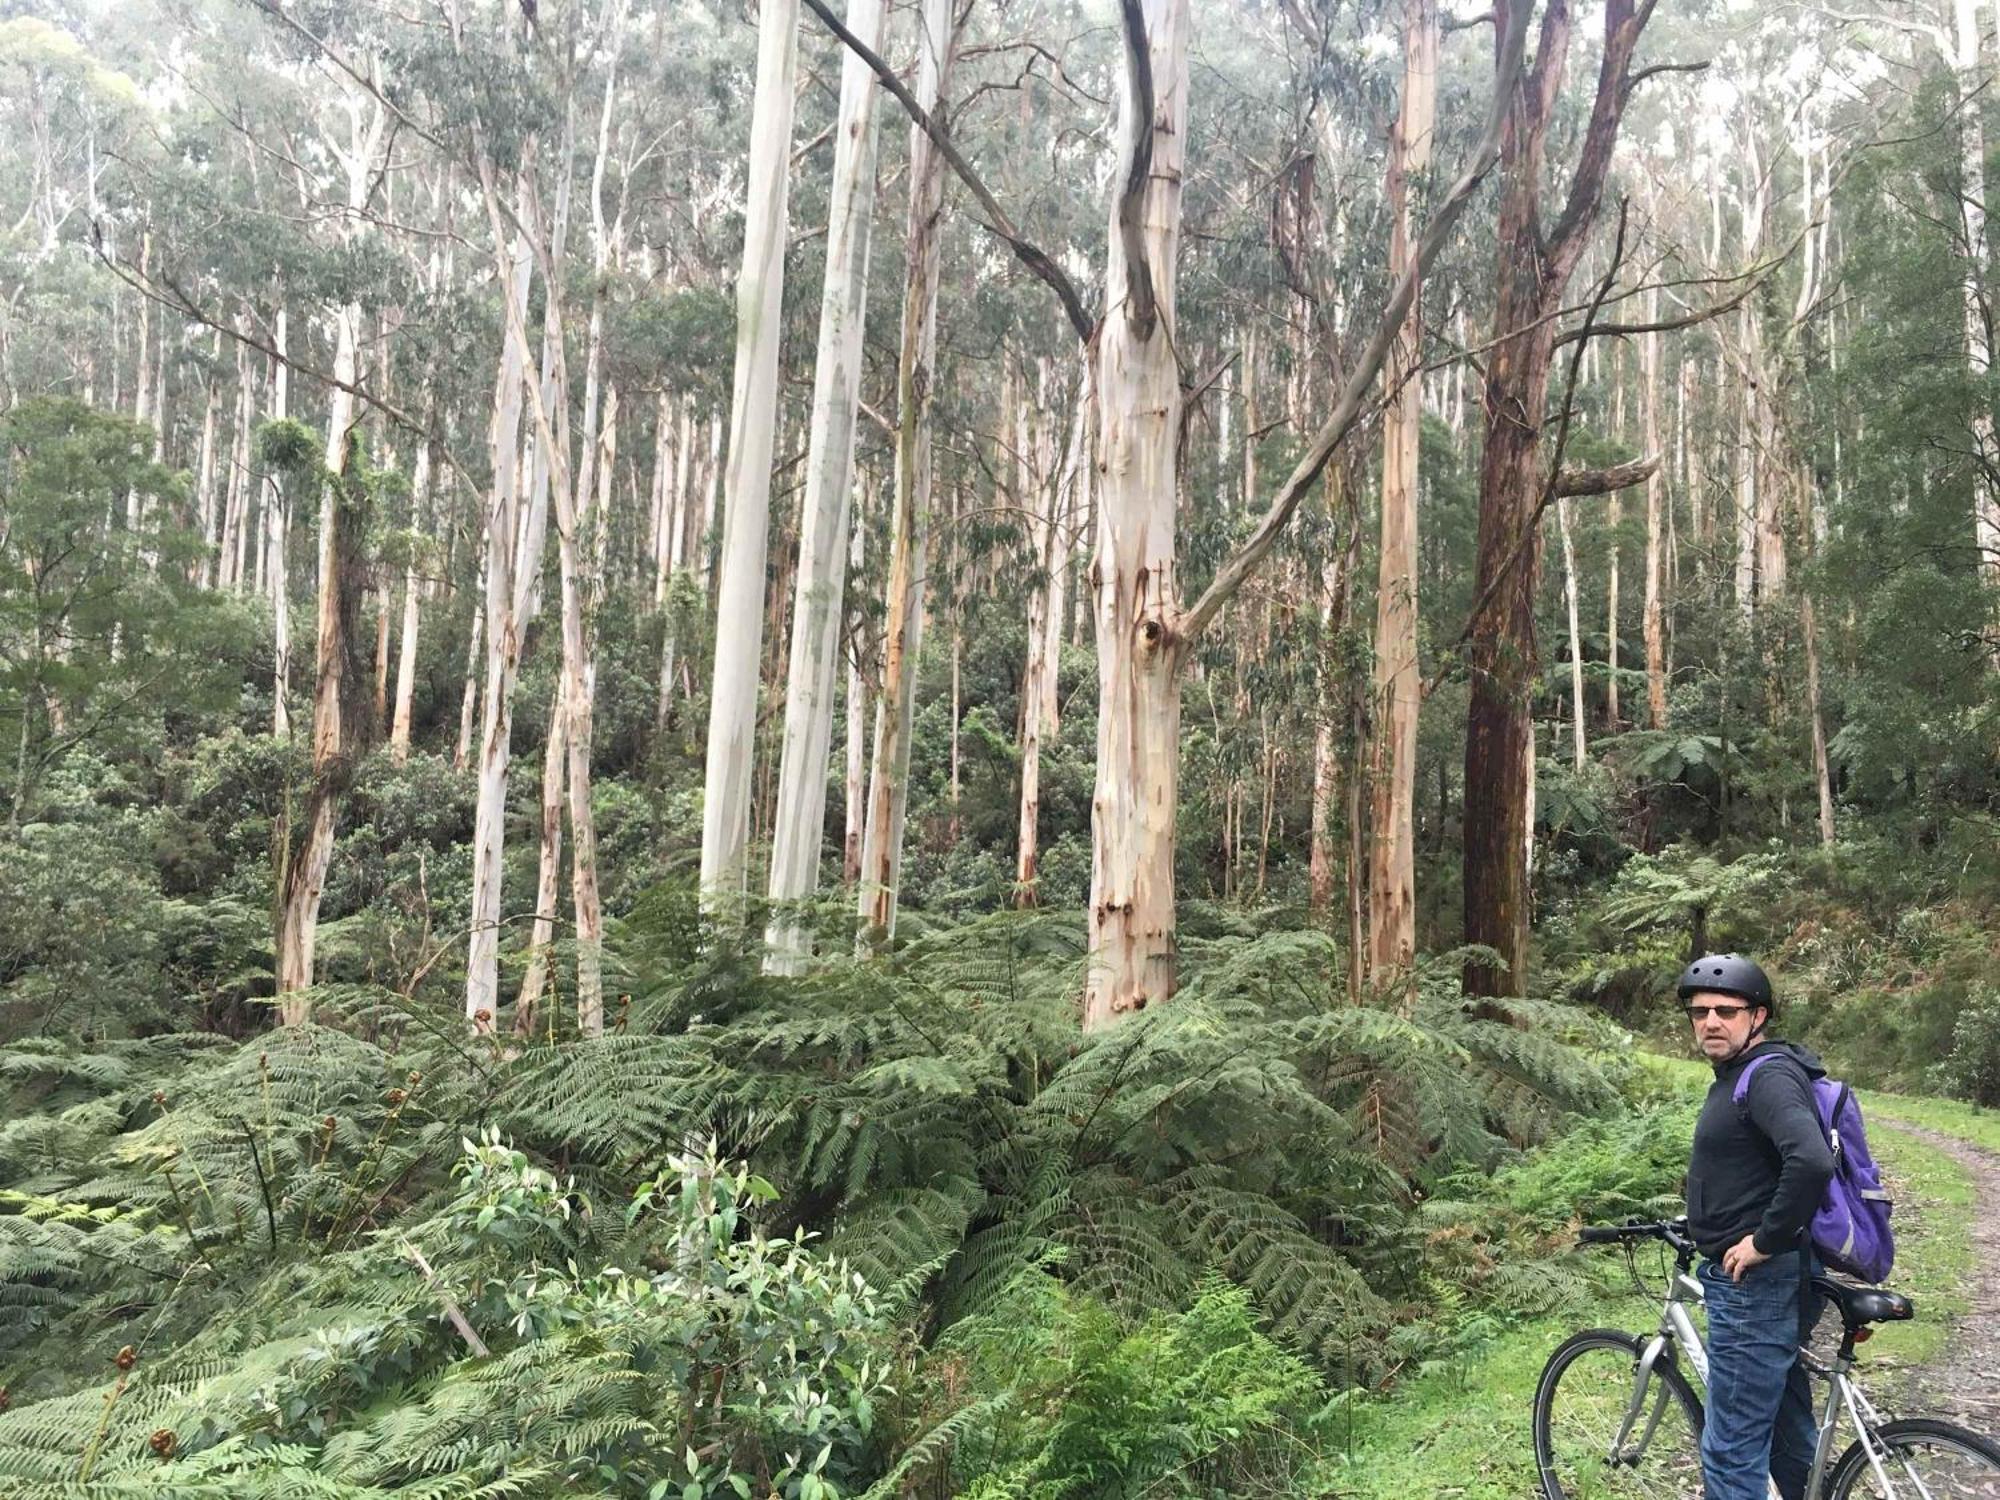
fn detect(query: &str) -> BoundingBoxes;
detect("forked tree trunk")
[700,0,801,910]
[1462,0,1651,999]
[765,0,888,972]
[1364,0,1435,991]
[1083,0,1192,1027]
[857,0,956,949]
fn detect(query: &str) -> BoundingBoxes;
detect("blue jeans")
[1700,1254,1823,1500]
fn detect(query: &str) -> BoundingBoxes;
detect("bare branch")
[799,0,1096,343]
[1554,456,1660,496]
[1178,0,1533,646]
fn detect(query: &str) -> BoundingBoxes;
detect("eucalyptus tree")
[764,0,889,973]
[1460,0,1657,1001]
[699,0,800,911]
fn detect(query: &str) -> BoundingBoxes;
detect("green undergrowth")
[1325,1097,1980,1500]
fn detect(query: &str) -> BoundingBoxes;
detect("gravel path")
[1878,1122,2000,1430]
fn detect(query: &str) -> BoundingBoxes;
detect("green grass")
[1319,1099,1981,1499]
[1863,1089,2000,1157]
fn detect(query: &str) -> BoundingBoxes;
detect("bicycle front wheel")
[1825,1416,2000,1499]
[1533,1328,1706,1500]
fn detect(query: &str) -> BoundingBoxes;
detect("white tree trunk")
[388,436,431,763]
[857,0,955,948]
[464,188,536,1030]
[1642,296,1668,730]
[764,0,888,973]
[194,337,222,588]
[1558,495,1586,772]
[699,0,801,910]
[1364,0,1435,990]
[516,683,567,1034]
[268,306,292,737]
[1084,0,1191,1029]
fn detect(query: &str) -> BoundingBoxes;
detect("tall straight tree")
[764,0,889,973]
[274,72,389,1013]
[1461,0,1654,999]
[699,0,800,910]
[463,161,540,1028]
[856,0,956,947]
[1365,0,1437,992]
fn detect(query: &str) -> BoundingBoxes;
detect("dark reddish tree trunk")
[1462,0,1653,998]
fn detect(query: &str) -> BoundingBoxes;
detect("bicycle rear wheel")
[1825,1416,2000,1499]
[1533,1328,1706,1500]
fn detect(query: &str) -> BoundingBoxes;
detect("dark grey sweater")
[1686,1039,1837,1260]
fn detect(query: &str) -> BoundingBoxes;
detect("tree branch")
[1178,0,1533,646]
[1114,0,1159,342]
[799,0,1096,343]
[1554,456,1659,496]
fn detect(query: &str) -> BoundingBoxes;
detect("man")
[1682,952,1836,1500]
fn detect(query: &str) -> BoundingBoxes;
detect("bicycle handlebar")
[1576,1217,1696,1254]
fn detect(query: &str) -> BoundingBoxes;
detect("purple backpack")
[1734,1056,1895,1283]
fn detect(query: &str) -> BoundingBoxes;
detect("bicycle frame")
[1618,1262,1916,1500]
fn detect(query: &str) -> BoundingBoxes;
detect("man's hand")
[1721,1233,1770,1282]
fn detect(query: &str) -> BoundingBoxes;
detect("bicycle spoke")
[1839,1431,2000,1499]
[1539,1340,1704,1500]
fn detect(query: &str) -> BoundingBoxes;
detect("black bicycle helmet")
[1676,953,1775,1014]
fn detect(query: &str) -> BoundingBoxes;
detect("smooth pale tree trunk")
[764,0,888,972]
[1084,0,1192,1028]
[1364,0,1435,990]
[221,328,254,590]
[194,336,222,588]
[464,182,537,1030]
[1016,362,1084,904]
[268,306,292,737]
[388,435,432,763]
[857,0,956,948]
[516,685,567,1035]
[570,384,615,1035]
[700,0,801,911]
[1557,495,1586,770]
[1462,0,1650,1000]
[455,549,484,771]
[1734,317,1759,614]
[558,34,624,1034]
[1643,316,1668,729]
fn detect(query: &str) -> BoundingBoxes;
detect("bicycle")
[1531,1217,2000,1499]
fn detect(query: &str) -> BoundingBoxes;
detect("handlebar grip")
[1578,1225,1626,1244]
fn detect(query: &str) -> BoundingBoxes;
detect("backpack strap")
[1730,1053,1776,1110]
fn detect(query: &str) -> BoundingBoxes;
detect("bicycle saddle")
[1813,1275,1914,1327]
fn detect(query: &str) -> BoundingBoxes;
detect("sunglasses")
[1684,1003,1752,1022]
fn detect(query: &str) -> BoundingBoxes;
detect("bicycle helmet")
[1676,953,1775,1015]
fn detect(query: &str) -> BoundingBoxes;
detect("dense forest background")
[3,0,1999,1492]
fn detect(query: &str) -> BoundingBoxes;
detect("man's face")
[1686,989,1764,1062]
